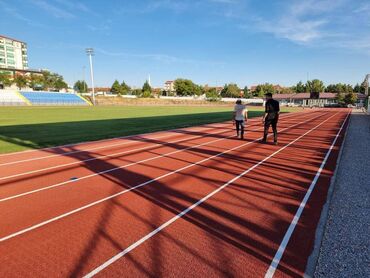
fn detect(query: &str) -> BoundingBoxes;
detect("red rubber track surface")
[0,109,350,278]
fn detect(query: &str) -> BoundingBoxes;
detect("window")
[5,40,13,46]
[0,51,4,57]
[6,46,14,52]
[7,52,14,58]
[0,45,4,50]
[7,59,15,65]
[0,58,5,64]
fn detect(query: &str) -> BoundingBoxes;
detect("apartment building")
[0,35,28,70]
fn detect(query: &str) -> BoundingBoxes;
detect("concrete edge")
[303,111,352,278]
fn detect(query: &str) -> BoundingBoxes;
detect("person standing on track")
[261,93,280,145]
[233,99,248,139]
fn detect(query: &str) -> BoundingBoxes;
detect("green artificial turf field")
[0,106,296,154]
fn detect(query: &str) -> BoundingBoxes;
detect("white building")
[164,80,175,92]
[0,35,28,70]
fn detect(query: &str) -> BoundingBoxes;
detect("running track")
[0,109,350,277]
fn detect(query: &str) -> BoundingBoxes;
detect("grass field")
[0,106,298,154]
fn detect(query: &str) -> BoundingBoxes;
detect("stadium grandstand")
[0,90,90,106]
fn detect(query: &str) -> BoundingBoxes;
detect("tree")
[253,83,275,97]
[344,91,357,105]
[120,80,131,95]
[73,80,88,93]
[29,73,45,90]
[243,86,252,98]
[0,72,12,88]
[142,80,152,93]
[13,74,28,90]
[306,79,325,93]
[54,75,68,90]
[205,88,221,102]
[354,83,366,94]
[111,80,121,94]
[293,81,306,93]
[221,83,241,98]
[174,79,202,96]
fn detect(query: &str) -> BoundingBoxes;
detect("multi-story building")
[164,80,175,92]
[0,35,28,70]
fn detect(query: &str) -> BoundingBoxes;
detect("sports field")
[0,106,298,154]
[0,108,350,277]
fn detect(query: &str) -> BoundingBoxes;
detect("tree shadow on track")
[3,110,332,277]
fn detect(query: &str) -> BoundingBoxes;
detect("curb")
[303,111,352,278]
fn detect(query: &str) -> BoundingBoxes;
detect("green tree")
[243,86,252,98]
[205,88,221,102]
[14,74,28,90]
[29,73,45,90]
[353,83,365,94]
[0,72,13,88]
[253,83,275,97]
[336,92,345,106]
[306,79,325,93]
[54,75,68,90]
[73,80,88,93]
[174,79,202,96]
[344,91,357,105]
[111,80,121,94]
[120,80,131,95]
[293,81,306,93]
[221,83,241,98]
[142,80,152,93]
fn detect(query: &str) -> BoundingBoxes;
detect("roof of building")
[272,92,337,100]
[0,35,26,44]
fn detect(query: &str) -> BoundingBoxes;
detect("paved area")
[314,111,370,278]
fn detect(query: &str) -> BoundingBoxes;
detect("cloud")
[0,0,45,27]
[95,47,223,66]
[29,0,75,19]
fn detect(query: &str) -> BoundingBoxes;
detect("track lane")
[0,111,326,239]
[0,111,310,202]
[0,121,233,165]
[0,110,339,277]
[82,111,347,278]
[0,111,310,170]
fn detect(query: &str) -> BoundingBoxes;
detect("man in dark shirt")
[261,93,280,145]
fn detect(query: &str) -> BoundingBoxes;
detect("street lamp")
[86,48,95,106]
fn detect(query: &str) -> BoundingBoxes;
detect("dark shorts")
[264,117,278,129]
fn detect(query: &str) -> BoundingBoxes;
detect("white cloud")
[29,0,75,19]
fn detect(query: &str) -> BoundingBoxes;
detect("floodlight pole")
[86,48,96,106]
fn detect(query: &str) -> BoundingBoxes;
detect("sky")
[1,0,370,88]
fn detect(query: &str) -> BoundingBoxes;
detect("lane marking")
[0,113,299,180]
[0,112,318,203]
[0,111,329,242]
[83,112,344,277]
[264,110,350,278]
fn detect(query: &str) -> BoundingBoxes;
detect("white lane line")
[0,111,328,242]
[0,112,315,202]
[0,129,230,181]
[0,124,231,167]
[0,112,302,180]
[264,110,350,278]
[83,112,342,278]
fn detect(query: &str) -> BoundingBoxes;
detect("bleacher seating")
[0,90,27,106]
[21,91,89,105]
